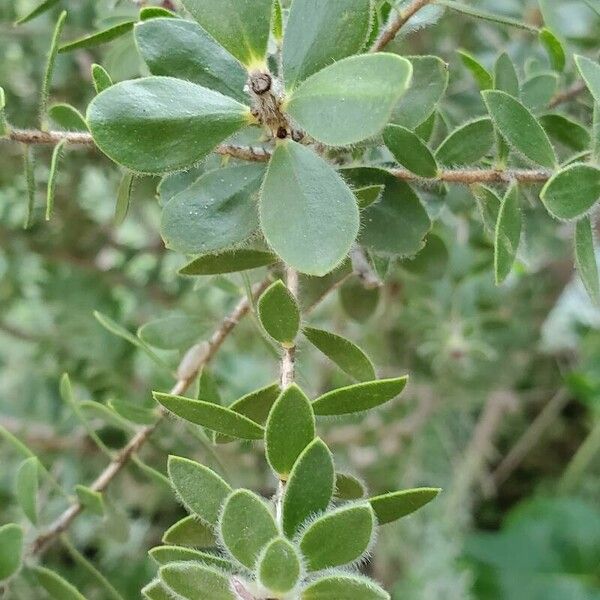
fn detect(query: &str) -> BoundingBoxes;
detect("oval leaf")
[0,524,23,581]
[160,563,235,600]
[16,456,39,525]
[575,216,600,305]
[494,182,522,284]
[257,537,302,594]
[435,118,494,166]
[179,249,278,276]
[162,516,216,548]
[59,21,135,53]
[335,473,367,501]
[91,64,113,94]
[575,55,600,104]
[32,566,86,600]
[48,103,88,131]
[258,280,301,346]
[369,488,441,524]
[302,574,390,600]
[149,546,232,570]
[384,125,438,178]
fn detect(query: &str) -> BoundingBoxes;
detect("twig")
[548,81,587,109]
[280,267,299,389]
[350,246,382,289]
[29,279,271,556]
[391,167,552,184]
[370,0,433,52]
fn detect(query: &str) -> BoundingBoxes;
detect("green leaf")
[335,473,367,501]
[303,326,376,382]
[384,125,438,178]
[15,0,61,25]
[198,369,221,405]
[436,0,539,32]
[0,524,23,581]
[219,489,278,569]
[521,73,558,112]
[40,11,66,131]
[134,18,248,103]
[299,504,375,571]
[75,485,105,516]
[87,77,250,174]
[282,0,373,89]
[162,516,216,548]
[539,28,565,72]
[16,456,39,525]
[108,400,156,425]
[91,64,113,94]
[179,249,278,276]
[23,145,36,230]
[494,52,520,97]
[181,0,272,66]
[48,103,88,131]
[168,456,231,526]
[575,216,600,305]
[257,537,302,594]
[46,139,66,221]
[392,56,449,129]
[59,21,135,53]
[541,164,600,221]
[154,392,265,440]
[142,580,171,600]
[258,280,301,346]
[340,277,380,322]
[149,546,232,570]
[400,234,449,280]
[139,7,178,20]
[260,141,359,276]
[312,377,408,416]
[494,182,522,284]
[138,315,210,350]
[286,54,412,146]
[302,573,390,600]
[272,0,283,41]
[540,114,591,152]
[457,49,493,90]
[160,563,235,600]
[265,385,315,478]
[0,87,7,137]
[355,185,384,209]
[471,184,502,234]
[435,118,494,166]
[482,90,557,168]
[114,171,133,225]
[575,55,600,104]
[32,566,86,600]
[282,438,335,538]
[369,488,441,524]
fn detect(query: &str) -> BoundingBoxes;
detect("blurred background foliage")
[1,0,600,598]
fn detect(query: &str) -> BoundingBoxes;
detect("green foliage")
[435,118,494,166]
[369,488,441,524]
[179,249,278,275]
[31,566,86,600]
[258,280,301,346]
[59,21,135,54]
[575,217,600,306]
[160,562,235,600]
[0,524,23,581]
[162,516,216,548]
[494,182,522,284]
[384,125,438,178]
[541,164,600,220]
[15,456,39,524]
[257,537,302,594]
[302,574,389,600]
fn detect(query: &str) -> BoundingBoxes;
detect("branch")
[370,0,433,52]
[29,278,271,556]
[391,167,552,185]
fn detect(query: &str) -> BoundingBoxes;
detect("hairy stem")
[280,267,299,389]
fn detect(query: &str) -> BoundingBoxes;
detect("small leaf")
[16,456,39,525]
[260,141,359,276]
[471,184,502,234]
[575,55,600,104]
[540,114,590,152]
[0,524,23,581]
[435,118,494,166]
[138,315,210,350]
[139,6,178,20]
[312,377,408,416]
[482,90,557,168]
[46,138,66,221]
[179,249,278,276]
[457,49,493,90]
[108,400,156,425]
[521,73,558,111]
[541,164,600,221]
[494,182,522,284]
[369,488,441,524]
[287,53,412,146]
[91,64,113,94]
[539,28,566,72]
[154,392,265,440]
[181,0,272,66]
[340,278,380,322]
[301,573,389,600]
[265,385,315,478]
[15,0,61,25]
[87,77,250,174]
[282,438,335,538]
[114,171,134,225]
[303,326,376,382]
[135,18,248,103]
[142,580,171,600]
[257,537,302,594]
[219,489,278,569]
[48,103,88,131]
[75,485,104,516]
[168,456,231,526]
[400,234,449,280]
[32,566,86,600]
[149,546,232,570]
[160,563,235,600]
[23,145,36,229]
[575,216,600,305]
[384,125,438,178]
[258,280,301,346]
[282,0,373,89]
[335,473,367,501]
[40,11,66,130]
[494,52,520,97]
[162,516,216,548]
[299,504,375,571]
[355,185,384,209]
[59,21,135,53]
[272,0,283,41]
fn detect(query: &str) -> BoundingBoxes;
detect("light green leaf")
[539,28,565,72]
[0,524,23,581]
[541,164,600,221]
[139,6,178,20]
[160,563,235,600]
[114,171,133,226]
[59,21,135,53]
[282,0,373,89]
[482,90,556,168]
[312,377,408,416]
[355,185,384,209]
[436,0,539,32]
[219,489,278,568]
[302,573,390,600]
[265,385,315,478]
[575,55,600,104]
[540,114,590,152]
[340,278,380,322]
[142,580,171,600]
[303,326,375,382]
[494,182,522,284]
[494,52,520,97]
[471,184,502,234]
[87,77,250,174]
[435,118,494,166]
[282,438,335,538]
[16,456,39,525]
[91,64,113,94]
[521,73,558,111]
[392,56,448,129]
[257,537,302,594]
[258,280,301,346]
[15,0,61,25]
[181,0,272,66]
[335,473,367,501]
[286,54,412,146]
[149,546,232,570]
[108,400,156,425]
[75,485,105,516]
[179,249,278,276]
[48,103,88,131]
[369,488,441,524]
[272,0,283,41]
[154,392,265,439]
[575,216,600,305]
[168,456,231,526]
[384,125,438,178]
[400,234,449,280]
[135,18,248,103]
[162,516,216,548]
[457,49,493,90]
[138,315,210,351]
[32,566,86,600]
[299,504,375,571]
[260,141,359,276]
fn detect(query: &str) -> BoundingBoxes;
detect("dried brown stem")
[370,0,433,52]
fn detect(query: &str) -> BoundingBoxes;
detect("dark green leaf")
[160,563,235,600]
[521,73,558,111]
[369,487,441,524]
[494,52,520,97]
[539,28,566,72]
[59,21,135,53]
[335,473,367,501]
[257,537,302,594]
[457,49,493,90]
[494,182,522,284]
[91,64,113,94]
[339,278,380,322]
[575,216,600,305]
[435,118,494,166]
[32,566,85,600]
[179,249,278,276]
[400,234,449,279]
[162,516,216,548]
[540,114,591,152]
[258,280,301,346]
[302,574,389,600]
[16,456,39,525]
[139,7,179,20]
[48,103,88,131]
[384,125,438,178]
[355,185,384,209]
